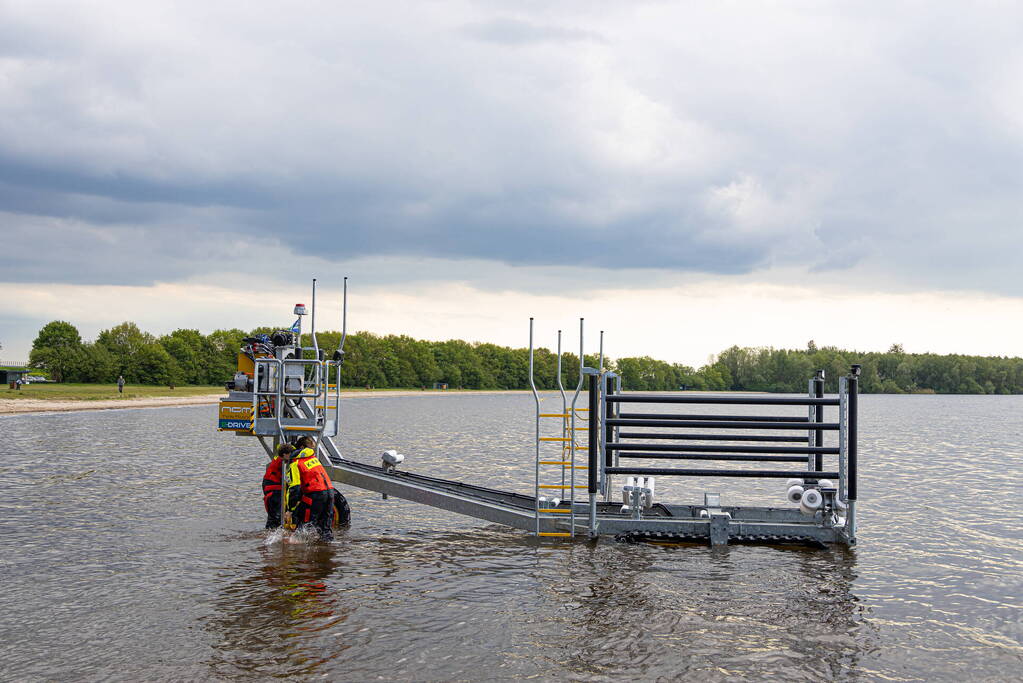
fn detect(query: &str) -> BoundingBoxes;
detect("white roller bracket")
[800,488,823,516]
[786,478,804,504]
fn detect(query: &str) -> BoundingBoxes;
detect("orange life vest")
[262,456,283,493]
[289,449,332,493]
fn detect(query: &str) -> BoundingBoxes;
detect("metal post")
[588,373,599,536]
[339,277,348,353]
[556,330,567,493]
[838,376,847,502]
[528,318,540,536]
[806,377,814,473]
[604,373,615,499]
[569,318,584,532]
[814,370,825,472]
[848,364,860,537]
[311,278,319,360]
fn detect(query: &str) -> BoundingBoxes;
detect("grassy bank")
[2,383,223,401]
[1,383,527,402]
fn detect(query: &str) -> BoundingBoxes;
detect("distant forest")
[26,320,1023,394]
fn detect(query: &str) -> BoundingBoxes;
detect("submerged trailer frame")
[221,283,860,547]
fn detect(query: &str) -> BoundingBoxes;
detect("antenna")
[311,278,319,359]
[334,277,348,362]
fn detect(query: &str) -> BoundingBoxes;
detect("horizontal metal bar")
[619,413,810,423]
[608,442,839,455]
[617,453,810,462]
[608,394,839,406]
[617,432,809,443]
[606,467,841,478]
[607,418,838,430]
[537,532,572,537]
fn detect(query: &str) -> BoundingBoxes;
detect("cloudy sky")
[1,1,1021,367]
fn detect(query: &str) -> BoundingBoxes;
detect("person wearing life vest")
[262,444,293,529]
[285,436,335,541]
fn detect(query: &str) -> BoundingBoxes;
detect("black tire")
[331,489,351,528]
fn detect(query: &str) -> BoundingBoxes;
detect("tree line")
[27,320,1023,394]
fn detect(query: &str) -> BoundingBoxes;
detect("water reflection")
[204,538,349,679]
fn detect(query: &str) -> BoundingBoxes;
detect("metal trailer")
[219,281,859,547]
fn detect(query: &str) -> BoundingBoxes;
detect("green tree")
[29,320,83,382]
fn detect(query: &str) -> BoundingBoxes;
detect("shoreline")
[0,389,535,416]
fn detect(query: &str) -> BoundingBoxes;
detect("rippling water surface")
[2,394,1020,681]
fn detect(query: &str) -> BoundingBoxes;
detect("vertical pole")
[311,278,319,359]
[557,330,566,493]
[339,277,348,352]
[838,376,847,501]
[806,377,815,474]
[604,374,615,499]
[814,370,825,472]
[587,373,599,536]
[847,365,859,538]
[528,318,540,536]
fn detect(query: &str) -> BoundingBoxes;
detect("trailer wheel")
[331,489,351,528]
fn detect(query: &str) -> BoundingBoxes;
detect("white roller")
[818,479,834,489]
[381,450,404,466]
[622,477,636,503]
[834,497,848,511]
[643,477,656,509]
[800,488,823,515]
[786,478,804,488]
[786,485,804,504]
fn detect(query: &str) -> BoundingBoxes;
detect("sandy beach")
[0,389,533,415]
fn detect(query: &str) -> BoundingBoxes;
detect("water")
[1,394,1020,681]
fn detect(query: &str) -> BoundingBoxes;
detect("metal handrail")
[528,318,541,536]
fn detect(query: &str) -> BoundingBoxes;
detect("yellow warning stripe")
[539,413,570,418]
[537,532,572,537]
[538,509,571,513]
[539,437,571,442]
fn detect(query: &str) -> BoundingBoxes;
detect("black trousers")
[264,490,282,529]
[294,489,334,541]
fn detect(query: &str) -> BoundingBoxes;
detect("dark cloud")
[0,2,1020,295]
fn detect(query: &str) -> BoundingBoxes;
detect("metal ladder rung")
[539,413,570,418]
[539,484,587,489]
[538,508,571,513]
[539,437,571,442]
[537,532,572,537]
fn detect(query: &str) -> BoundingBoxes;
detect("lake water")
[2,394,1021,681]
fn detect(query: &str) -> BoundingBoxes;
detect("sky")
[1,1,1021,367]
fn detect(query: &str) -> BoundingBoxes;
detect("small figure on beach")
[117,375,125,394]
[262,443,292,529]
[285,436,337,541]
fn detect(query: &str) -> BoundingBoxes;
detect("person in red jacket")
[285,436,335,541]
[262,444,293,529]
